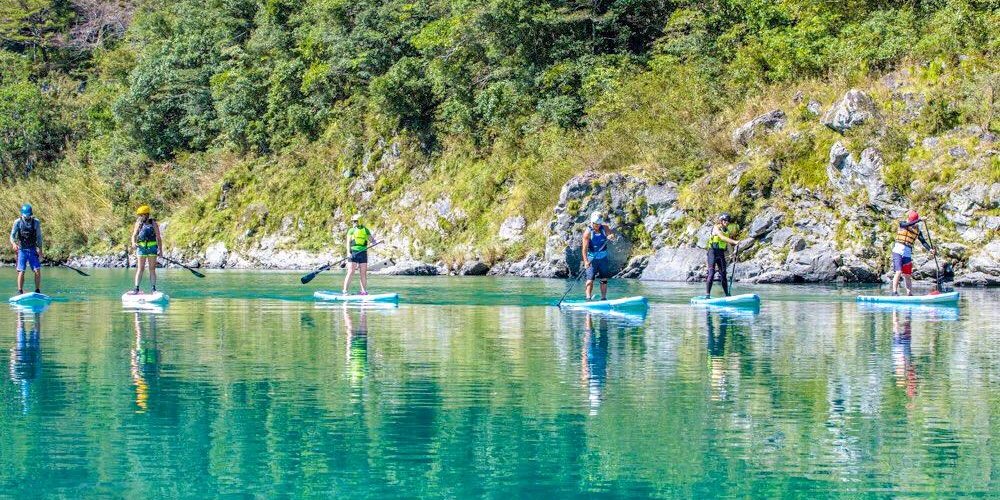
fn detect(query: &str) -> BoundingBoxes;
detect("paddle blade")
[190,269,206,278]
[73,268,90,277]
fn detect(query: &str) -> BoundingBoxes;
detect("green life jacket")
[709,223,738,250]
[348,225,371,252]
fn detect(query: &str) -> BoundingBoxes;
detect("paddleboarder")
[130,205,163,294]
[343,213,376,295]
[706,213,738,297]
[9,204,43,295]
[582,212,616,301]
[891,210,934,296]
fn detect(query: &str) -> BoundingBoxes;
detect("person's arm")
[366,228,376,247]
[10,220,18,251]
[346,228,353,256]
[899,219,920,229]
[582,230,591,268]
[916,228,933,253]
[713,225,739,245]
[35,220,42,259]
[130,221,140,248]
[603,224,615,242]
[154,222,164,256]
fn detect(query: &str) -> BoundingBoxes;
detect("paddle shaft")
[42,259,90,276]
[921,220,946,292]
[557,238,609,307]
[728,244,740,293]
[159,255,206,278]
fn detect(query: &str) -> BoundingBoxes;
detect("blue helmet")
[20,204,32,216]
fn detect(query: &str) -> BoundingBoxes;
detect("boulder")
[491,253,566,278]
[967,240,1000,276]
[617,255,649,279]
[499,216,527,242]
[749,208,784,238]
[770,227,795,247]
[459,261,490,276]
[783,244,840,282]
[732,109,786,148]
[376,261,439,276]
[822,89,877,132]
[807,100,822,116]
[827,142,894,205]
[955,272,1000,287]
[640,247,705,281]
[204,242,229,268]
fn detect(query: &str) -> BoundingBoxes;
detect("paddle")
[300,241,383,285]
[728,243,740,295]
[557,238,610,307]
[44,259,90,277]
[921,220,950,293]
[159,255,206,278]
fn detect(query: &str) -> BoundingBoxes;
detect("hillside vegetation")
[0,0,997,263]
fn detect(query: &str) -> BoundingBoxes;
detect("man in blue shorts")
[582,212,616,301]
[9,204,44,295]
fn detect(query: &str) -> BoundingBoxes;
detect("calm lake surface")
[2,269,999,497]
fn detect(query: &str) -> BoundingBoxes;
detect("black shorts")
[586,258,611,281]
[350,250,368,264]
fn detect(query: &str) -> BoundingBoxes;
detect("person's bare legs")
[600,280,607,301]
[343,263,356,294]
[148,256,157,290]
[16,270,25,293]
[134,258,146,290]
[32,269,40,292]
[903,274,913,295]
[892,270,902,294]
[359,263,368,293]
[585,280,594,300]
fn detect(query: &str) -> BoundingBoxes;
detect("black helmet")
[719,213,731,222]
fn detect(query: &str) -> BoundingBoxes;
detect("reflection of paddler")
[891,310,917,399]
[11,311,42,413]
[581,313,609,415]
[343,305,369,385]
[130,312,160,413]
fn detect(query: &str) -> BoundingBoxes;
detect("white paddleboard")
[690,293,761,306]
[560,296,648,310]
[314,291,399,303]
[122,291,170,305]
[8,292,52,305]
[856,291,959,305]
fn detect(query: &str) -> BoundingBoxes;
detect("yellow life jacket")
[710,223,738,250]
[896,225,918,247]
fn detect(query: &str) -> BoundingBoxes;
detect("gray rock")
[376,261,439,276]
[732,109,786,148]
[640,247,705,281]
[770,227,794,247]
[204,242,229,268]
[827,142,893,205]
[967,240,1000,275]
[955,271,1000,287]
[807,100,822,116]
[949,146,968,158]
[822,89,876,132]
[617,255,649,279]
[922,136,940,149]
[783,244,840,281]
[749,208,784,238]
[499,216,527,242]
[459,261,490,276]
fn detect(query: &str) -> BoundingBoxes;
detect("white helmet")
[590,212,603,224]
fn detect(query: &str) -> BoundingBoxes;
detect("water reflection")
[130,312,161,413]
[581,313,609,415]
[10,310,42,414]
[343,305,369,391]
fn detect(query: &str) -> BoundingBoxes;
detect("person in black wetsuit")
[705,213,739,297]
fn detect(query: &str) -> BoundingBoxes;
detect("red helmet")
[907,210,919,223]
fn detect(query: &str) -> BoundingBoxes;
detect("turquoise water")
[2,269,999,497]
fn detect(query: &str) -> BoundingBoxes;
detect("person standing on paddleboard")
[130,205,164,294]
[582,212,616,301]
[891,210,934,296]
[343,213,376,295]
[9,204,44,295]
[706,213,739,297]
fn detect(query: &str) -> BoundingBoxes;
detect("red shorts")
[893,253,913,275]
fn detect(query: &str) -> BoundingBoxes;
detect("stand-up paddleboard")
[560,296,648,310]
[314,291,399,303]
[8,292,52,306]
[856,291,959,305]
[122,291,170,306]
[690,293,760,306]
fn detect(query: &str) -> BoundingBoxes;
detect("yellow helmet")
[136,205,151,216]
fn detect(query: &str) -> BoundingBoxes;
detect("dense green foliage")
[0,0,997,257]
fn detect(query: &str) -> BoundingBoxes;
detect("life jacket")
[710,223,738,250]
[137,218,157,244]
[16,218,37,248]
[895,224,919,247]
[587,226,609,260]
[349,225,371,252]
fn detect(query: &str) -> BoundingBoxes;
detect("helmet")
[136,205,151,216]
[907,210,919,223]
[351,213,362,222]
[719,213,731,222]
[589,212,603,224]
[20,204,32,216]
